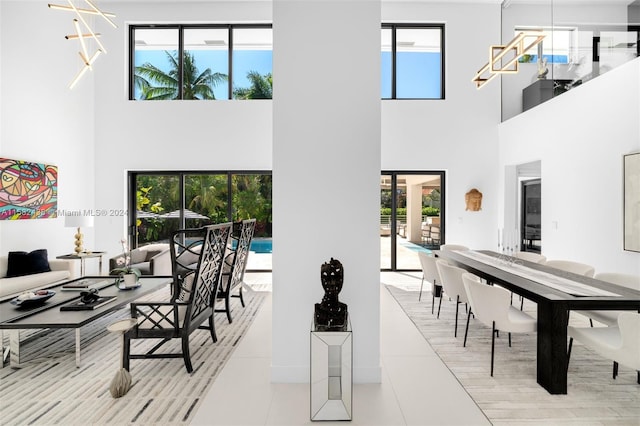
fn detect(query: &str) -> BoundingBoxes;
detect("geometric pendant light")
[48,1,117,89]
[472,30,546,89]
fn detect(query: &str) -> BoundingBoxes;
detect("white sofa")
[0,256,74,301]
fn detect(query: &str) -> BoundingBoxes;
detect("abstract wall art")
[0,158,58,220]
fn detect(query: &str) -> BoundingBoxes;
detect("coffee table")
[0,276,172,368]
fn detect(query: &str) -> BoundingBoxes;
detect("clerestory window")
[129,24,273,100]
[381,23,445,99]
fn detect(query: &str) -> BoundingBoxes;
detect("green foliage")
[135,173,273,244]
[233,71,273,99]
[134,51,227,100]
[379,207,439,216]
[423,206,439,216]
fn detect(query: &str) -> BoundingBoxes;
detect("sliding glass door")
[380,171,445,271]
[129,171,272,271]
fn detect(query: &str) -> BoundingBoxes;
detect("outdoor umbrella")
[160,209,210,220]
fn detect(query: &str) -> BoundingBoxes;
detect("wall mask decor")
[465,188,483,211]
[0,158,58,220]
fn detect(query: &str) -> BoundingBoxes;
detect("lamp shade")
[65,215,94,228]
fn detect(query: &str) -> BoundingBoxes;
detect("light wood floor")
[384,272,640,426]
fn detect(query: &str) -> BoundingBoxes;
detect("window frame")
[381,23,446,100]
[129,23,273,100]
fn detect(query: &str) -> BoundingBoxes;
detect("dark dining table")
[435,249,640,395]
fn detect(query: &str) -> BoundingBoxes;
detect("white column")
[407,183,423,243]
[272,0,381,383]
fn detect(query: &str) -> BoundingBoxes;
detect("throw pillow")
[6,249,51,278]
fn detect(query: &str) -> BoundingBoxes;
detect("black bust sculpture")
[314,258,348,331]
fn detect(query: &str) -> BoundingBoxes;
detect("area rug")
[0,286,267,425]
[383,280,640,426]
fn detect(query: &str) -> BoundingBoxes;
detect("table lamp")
[65,215,94,254]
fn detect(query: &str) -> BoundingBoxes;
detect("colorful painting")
[0,158,58,220]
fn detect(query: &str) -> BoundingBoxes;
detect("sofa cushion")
[6,249,51,278]
[130,249,147,265]
[0,270,70,300]
[131,262,152,275]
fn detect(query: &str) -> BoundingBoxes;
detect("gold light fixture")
[49,0,116,89]
[472,30,546,89]
[65,215,94,255]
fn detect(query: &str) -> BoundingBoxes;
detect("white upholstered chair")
[462,272,537,376]
[567,311,640,384]
[544,260,595,277]
[417,252,445,314]
[514,251,546,264]
[436,259,470,337]
[578,273,640,327]
[439,244,469,252]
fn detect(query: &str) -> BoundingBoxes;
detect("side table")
[56,252,106,276]
[310,316,352,421]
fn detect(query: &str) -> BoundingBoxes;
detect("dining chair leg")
[589,319,594,327]
[508,332,512,348]
[463,308,472,347]
[454,295,460,337]
[567,337,573,374]
[520,297,524,311]
[613,361,619,379]
[437,296,443,319]
[491,321,496,377]
[419,276,424,301]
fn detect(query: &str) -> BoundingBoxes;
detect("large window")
[129,171,272,271]
[130,24,273,100]
[381,24,445,99]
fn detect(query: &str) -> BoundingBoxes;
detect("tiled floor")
[191,272,490,425]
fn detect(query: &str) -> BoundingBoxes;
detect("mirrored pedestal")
[310,317,352,421]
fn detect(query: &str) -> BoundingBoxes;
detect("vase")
[121,273,138,288]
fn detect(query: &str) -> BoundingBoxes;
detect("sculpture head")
[320,257,344,295]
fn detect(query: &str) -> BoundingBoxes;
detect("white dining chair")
[578,273,640,327]
[567,311,640,384]
[462,272,537,376]
[544,260,595,277]
[436,260,470,337]
[417,252,445,315]
[439,244,469,252]
[514,251,546,264]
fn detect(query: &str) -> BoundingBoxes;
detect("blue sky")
[136,49,441,99]
[134,49,273,99]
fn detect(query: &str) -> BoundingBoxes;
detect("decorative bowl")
[10,290,56,308]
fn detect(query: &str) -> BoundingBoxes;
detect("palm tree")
[233,71,272,99]
[135,51,227,100]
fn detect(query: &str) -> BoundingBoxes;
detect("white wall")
[382,2,502,250]
[92,1,273,256]
[272,0,381,383]
[0,1,97,275]
[499,57,640,275]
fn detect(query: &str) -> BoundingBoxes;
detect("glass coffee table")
[0,276,171,368]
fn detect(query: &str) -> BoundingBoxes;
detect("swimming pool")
[398,239,433,254]
[250,238,272,254]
